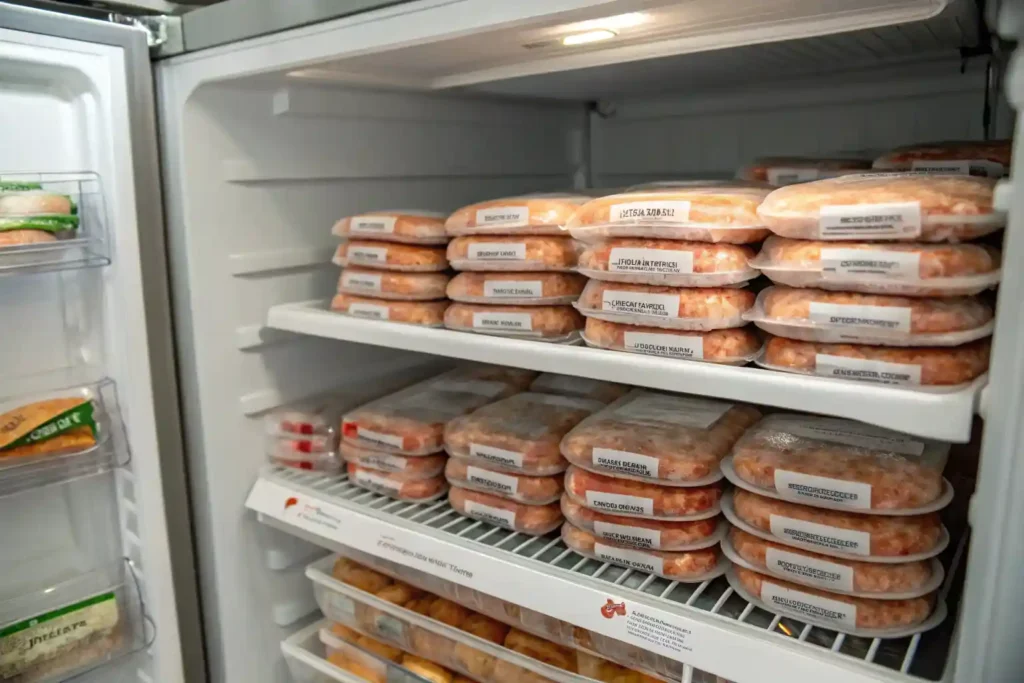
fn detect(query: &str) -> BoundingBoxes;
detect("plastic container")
[341,441,447,480]
[333,240,449,272]
[561,523,727,582]
[445,457,562,505]
[872,139,1012,177]
[756,173,1005,242]
[564,466,722,521]
[583,318,761,365]
[561,390,761,486]
[266,395,346,437]
[745,286,994,346]
[736,157,872,186]
[317,624,444,683]
[528,374,629,404]
[560,495,725,551]
[750,236,1002,297]
[759,335,991,387]
[445,194,590,236]
[447,236,578,272]
[338,268,450,301]
[347,462,448,501]
[575,280,754,331]
[575,652,663,683]
[445,303,584,343]
[444,392,604,476]
[448,486,563,535]
[332,210,448,245]
[446,271,586,305]
[331,293,449,327]
[567,183,772,244]
[269,435,341,472]
[0,181,79,242]
[577,239,758,287]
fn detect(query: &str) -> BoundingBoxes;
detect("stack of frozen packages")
[750,161,1004,388]
[330,210,452,326]
[871,139,1012,177]
[340,364,537,501]
[719,413,953,637]
[0,180,79,246]
[566,181,768,364]
[557,389,761,582]
[264,395,347,472]
[443,194,590,343]
[736,157,873,186]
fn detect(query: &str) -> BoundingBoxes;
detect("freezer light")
[572,12,648,31]
[562,30,617,46]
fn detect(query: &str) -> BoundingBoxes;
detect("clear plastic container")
[332,210,448,245]
[446,272,586,305]
[735,157,872,186]
[341,441,447,480]
[575,280,753,331]
[756,173,1005,242]
[528,374,629,404]
[347,462,448,501]
[444,303,584,343]
[447,236,578,272]
[575,652,663,683]
[444,392,604,475]
[560,495,724,551]
[872,139,1012,177]
[561,390,761,486]
[333,240,449,272]
[445,457,562,505]
[330,294,449,327]
[577,239,758,287]
[583,318,761,365]
[269,435,341,473]
[751,235,1001,296]
[338,268,450,301]
[448,486,563,535]
[445,194,590,236]
[564,466,722,521]
[266,395,346,437]
[316,624,442,683]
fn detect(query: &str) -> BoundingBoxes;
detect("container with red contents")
[445,458,562,505]
[448,487,562,535]
[560,495,724,551]
[564,466,722,520]
[265,396,344,471]
[341,441,447,481]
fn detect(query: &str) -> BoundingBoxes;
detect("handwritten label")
[594,543,662,574]
[592,448,659,479]
[593,521,661,549]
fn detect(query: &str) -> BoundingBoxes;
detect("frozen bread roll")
[447,235,577,271]
[756,173,1004,242]
[448,486,563,535]
[347,462,448,501]
[0,190,74,215]
[561,495,721,551]
[0,230,58,246]
[446,271,586,305]
[445,457,562,504]
[503,629,577,672]
[332,210,448,244]
[578,238,757,287]
[402,655,455,683]
[565,466,722,520]
[584,317,761,365]
[331,293,448,327]
[334,240,449,272]
[562,522,721,581]
[445,194,589,235]
[762,335,991,387]
[576,652,661,683]
[340,441,447,481]
[737,157,873,185]
[338,268,449,301]
[444,303,583,341]
[872,139,1012,177]
[577,280,754,330]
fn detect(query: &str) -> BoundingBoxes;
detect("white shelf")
[267,300,985,442]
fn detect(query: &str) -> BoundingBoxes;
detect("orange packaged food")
[872,139,1012,177]
[503,629,577,672]
[338,268,449,301]
[577,238,757,287]
[583,317,761,365]
[737,157,873,186]
[561,523,723,582]
[340,441,447,481]
[576,280,754,330]
[576,652,662,683]
[448,487,563,535]
[444,303,583,342]
[565,466,722,520]
[528,373,630,404]
[347,462,448,501]
[332,210,448,245]
[446,271,586,305]
[445,194,589,236]
[445,458,563,505]
[447,235,578,271]
[330,293,449,327]
[561,495,723,551]
[333,240,449,272]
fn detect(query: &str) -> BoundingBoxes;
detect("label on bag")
[357,451,408,472]
[472,312,535,334]
[624,332,704,360]
[374,614,406,642]
[342,271,383,293]
[911,159,1005,177]
[760,580,857,629]
[593,521,662,549]
[769,515,871,556]
[615,393,731,429]
[351,216,397,234]
[465,500,516,528]
[767,167,821,185]
[820,249,920,280]
[351,427,404,450]
[326,592,357,618]
[601,290,678,318]
[594,542,662,575]
[585,491,655,516]
[348,303,390,320]
[815,354,922,386]
[610,201,691,223]
[484,280,543,298]
[470,443,524,469]
[765,548,855,592]
[348,245,389,265]
[781,418,925,456]
[468,242,526,261]
[466,466,519,496]
[476,206,530,228]
[352,469,402,494]
[774,470,873,510]
[808,302,911,332]
[608,248,694,274]
[819,202,922,239]
[592,448,660,479]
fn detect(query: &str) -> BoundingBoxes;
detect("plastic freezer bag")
[872,139,1012,177]
[341,441,447,481]
[576,280,754,331]
[564,466,723,520]
[445,458,563,505]
[447,235,578,272]
[338,268,449,301]
[333,240,449,272]
[332,210,448,245]
[445,303,584,343]
[528,373,629,404]
[560,494,724,551]
[583,317,761,365]
[266,395,346,437]
[448,486,563,535]
[268,435,341,472]
[331,293,449,327]
[577,238,758,287]
[736,157,872,186]
[347,463,448,501]
[446,271,586,305]
[445,194,590,236]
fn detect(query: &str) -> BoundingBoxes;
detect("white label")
[774,470,873,510]
[351,216,397,234]
[610,201,691,223]
[327,592,356,619]
[352,469,402,494]
[356,452,408,472]
[352,427,404,450]
[614,393,732,430]
[484,280,543,298]
[808,302,911,333]
[472,312,534,334]
[342,271,383,293]
[780,418,925,456]
[608,248,694,275]
[765,548,855,592]
[760,581,857,629]
[466,466,519,496]
[467,242,526,261]
[464,500,516,528]
[815,354,922,386]
[585,491,655,516]
[374,614,406,642]
[476,206,530,227]
[601,290,678,318]
[348,245,388,265]
[820,249,920,281]
[624,332,704,360]
[594,543,662,575]
[911,159,1005,177]
[592,448,659,479]
[348,303,390,320]
[819,202,922,239]
[470,443,524,469]
[769,515,871,556]
[593,521,662,550]
[767,167,821,185]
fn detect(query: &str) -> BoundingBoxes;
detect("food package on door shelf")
[330,293,449,327]
[444,391,604,475]
[447,235,578,272]
[446,271,587,305]
[347,462,448,501]
[0,180,80,245]
[528,373,630,404]
[445,193,590,236]
[0,385,102,462]
[448,486,563,535]
[338,268,450,301]
[444,303,584,343]
[567,182,772,244]
[333,240,450,272]
[575,652,663,683]
[575,280,754,330]
[267,434,340,472]
[445,458,563,505]
[872,139,1013,177]
[745,286,995,346]
[564,466,723,520]
[561,390,761,486]
[341,441,447,481]
[736,157,873,186]
[583,318,761,365]
[755,173,1004,242]
[726,413,951,512]
[577,238,758,287]
[560,495,724,551]
[759,335,991,387]
[332,210,448,245]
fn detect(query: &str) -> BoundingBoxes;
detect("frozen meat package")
[745,286,994,346]
[566,182,772,244]
[565,466,723,520]
[444,391,605,475]
[561,495,724,551]
[338,268,449,301]
[446,271,586,306]
[750,236,1001,297]
[736,157,873,186]
[341,441,447,481]
[872,139,1012,177]
[332,210,448,245]
[756,173,1005,242]
[445,303,584,343]
[575,280,754,330]
[333,240,449,272]
[561,390,761,486]
[577,238,758,287]
[330,293,449,327]
[583,318,761,365]
[447,235,578,271]
[347,462,448,501]
[445,194,590,236]
[528,373,629,404]
[448,486,563,535]
[445,457,563,505]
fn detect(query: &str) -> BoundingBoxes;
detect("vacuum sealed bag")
[736,157,872,186]
[338,268,450,301]
[576,280,754,330]
[330,294,449,327]
[333,240,449,272]
[446,271,586,305]
[564,466,723,520]
[448,486,563,535]
[444,303,584,343]
[561,495,724,551]
[578,238,758,287]
[444,458,562,505]
[872,139,1012,177]
[445,194,589,236]
[583,317,761,365]
[332,210,448,245]
[447,236,578,271]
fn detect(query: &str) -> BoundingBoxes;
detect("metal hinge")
[108,12,182,54]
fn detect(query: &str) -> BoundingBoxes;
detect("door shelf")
[267,300,985,442]
[248,466,959,683]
